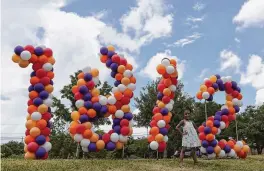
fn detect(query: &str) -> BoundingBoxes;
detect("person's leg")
[179,147,185,166]
[191,148,198,164]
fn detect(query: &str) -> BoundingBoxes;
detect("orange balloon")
[19,60,29,68]
[91,96,99,103]
[100,55,108,63]
[87,109,96,118]
[130,76,136,84]
[121,77,130,85]
[24,152,36,159]
[38,55,48,64]
[237,94,243,100]
[24,145,28,152]
[36,119,47,129]
[211,127,218,135]
[155,134,164,142]
[163,88,171,96]
[72,85,79,94]
[116,141,124,150]
[82,122,92,129]
[96,140,105,150]
[47,57,55,65]
[91,68,99,77]
[77,79,86,87]
[206,120,214,128]
[170,70,178,78]
[83,129,93,138]
[107,45,115,51]
[164,79,172,87]
[126,64,133,71]
[24,135,35,144]
[47,71,54,79]
[153,113,163,122]
[121,105,130,113]
[234,144,241,153]
[90,133,99,142]
[26,120,36,130]
[27,105,37,114]
[227,140,235,148]
[91,88,100,97]
[206,133,214,141]
[78,107,87,115]
[12,54,21,63]
[29,91,38,100]
[77,72,84,79]
[30,127,41,137]
[147,135,155,143]
[69,125,77,134]
[29,54,38,63]
[229,107,235,115]
[242,145,250,153]
[156,64,166,75]
[207,87,215,95]
[30,76,40,85]
[114,91,123,100]
[226,101,233,107]
[70,121,79,126]
[45,84,54,93]
[38,104,48,114]
[150,127,159,136]
[163,115,171,124]
[108,105,117,114]
[117,65,126,73]
[124,89,132,97]
[115,73,123,81]
[214,145,221,154]
[226,94,233,101]
[200,85,207,92]
[170,59,177,66]
[196,91,203,100]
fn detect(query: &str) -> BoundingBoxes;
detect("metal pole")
[204,100,208,120]
[156,150,159,160]
[122,145,125,159]
[235,119,238,141]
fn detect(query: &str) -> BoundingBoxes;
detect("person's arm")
[176,120,184,135]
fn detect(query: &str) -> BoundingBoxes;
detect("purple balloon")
[206,146,214,154]
[160,108,169,115]
[113,125,121,134]
[79,85,89,94]
[213,120,220,128]
[219,83,225,91]
[202,122,206,127]
[224,144,231,153]
[50,80,54,85]
[157,92,163,100]
[47,121,51,128]
[114,80,121,87]
[106,142,116,151]
[236,87,241,93]
[214,115,221,121]
[207,95,213,101]
[83,93,92,101]
[159,128,168,135]
[30,71,36,77]
[36,135,46,145]
[111,71,117,78]
[110,63,118,72]
[202,140,209,148]
[212,83,219,90]
[80,115,89,123]
[234,106,240,113]
[216,79,223,85]
[100,47,108,55]
[106,59,112,68]
[210,139,218,147]
[34,83,45,92]
[231,81,237,89]
[124,112,133,120]
[39,91,49,100]
[204,127,211,134]
[222,109,229,115]
[100,105,108,114]
[14,45,24,55]
[34,47,44,56]
[88,143,97,152]
[215,74,221,79]
[36,147,46,158]
[28,85,34,92]
[33,97,43,106]
[113,118,121,126]
[93,102,102,112]
[48,107,51,113]
[107,51,115,58]
[84,101,93,109]
[84,73,92,82]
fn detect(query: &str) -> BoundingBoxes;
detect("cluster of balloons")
[196,74,249,158]
[12,45,54,159]
[69,46,136,152]
[148,58,178,152]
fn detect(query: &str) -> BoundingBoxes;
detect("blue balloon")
[212,83,219,90]
[234,105,240,113]
[33,97,43,106]
[34,83,45,92]
[30,71,36,77]
[160,108,169,115]
[79,85,89,95]
[111,71,117,78]
[88,143,97,152]
[210,139,218,147]
[207,95,213,101]
[36,135,46,145]
[114,125,121,134]
[202,140,209,148]
[124,112,133,120]
[114,80,121,87]
[100,105,108,114]
[224,144,231,153]
[113,118,121,126]
[107,51,115,58]
[215,74,221,79]
[34,47,44,56]
[50,80,54,85]
[39,91,49,100]
[83,93,92,101]
[28,85,34,92]
[14,45,24,55]
[84,73,93,82]
[222,109,229,115]
[216,79,223,85]
[206,146,214,154]
[93,102,102,112]
[106,142,116,151]
[84,101,93,109]
[214,114,221,121]
[219,83,225,91]
[100,47,108,55]
[231,81,237,89]
[36,147,46,158]
[157,92,163,100]
[110,63,118,72]
[80,115,89,123]
[159,128,168,135]
[213,120,220,128]
[236,87,241,93]
[106,59,112,68]
[204,127,211,134]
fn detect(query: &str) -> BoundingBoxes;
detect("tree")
[1,144,13,158]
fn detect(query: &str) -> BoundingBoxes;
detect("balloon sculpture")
[12,45,54,159]
[148,58,178,152]
[196,75,250,159]
[69,46,136,152]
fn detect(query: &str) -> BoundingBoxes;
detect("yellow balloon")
[30,127,41,137]
[91,68,99,77]
[45,84,54,93]
[12,54,21,63]
[25,120,36,129]
[121,105,130,113]
[116,141,124,150]
[210,75,217,83]
[91,88,100,97]
[25,152,35,159]
[19,60,29,68]
[242,145,250,153]
[158,102,165,108]
[82,122,92,129]
[200,85,207,92]
[96,140,105,150]
[38,104,48,114]
[107,45,115,51]
[71,111,80,121]
[155,134,164,143]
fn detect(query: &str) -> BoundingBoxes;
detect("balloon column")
[148,58,178,152]
[12,45,54,159]
[196,75,250,159]
[69,46,136,152]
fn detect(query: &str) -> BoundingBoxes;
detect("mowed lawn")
[1,155,264,171]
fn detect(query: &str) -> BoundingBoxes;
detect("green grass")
[1,155,264,171]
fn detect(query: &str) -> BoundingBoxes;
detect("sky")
[1,0,264,143]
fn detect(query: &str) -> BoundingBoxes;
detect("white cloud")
[240,55,264,105]
[219,50,241,73]
[199,68,209,79]
[186,16,204,23]
[193,2,206,11]
[233,0,264,29]
[140,50,185,80]
[235,38,241,43]
[168,32,202,47]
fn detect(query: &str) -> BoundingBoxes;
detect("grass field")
[1,155,264,171]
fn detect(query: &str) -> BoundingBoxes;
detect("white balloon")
[157,120,166,128]
[208,153,216,159]
[80,139,90,147]
[115,110,124,118]
[43,98,53,107]
[112,87,119,93]
[202,92,210,99]
[42,63,53,71]
[238,100,243,107]
[39,45,46,49]
[123,70,133,78]
[221,77,227,83]
[75,100,84,109]
[161,59,170,66]
[150,141,159,150]
[169,85,176,92]
[166,66,175,74]
[108,96,116,105]
[20,50,31,60]
[31,112,42,121]
[220,121,226,129]
[110,133,119,142]
[118,84,126,92]
[74,134,83,142]
[219,150,226,158]
[48,94,54,99]
[99,96,107,105]
[119,54,125,58]
[163,135,168,142]
[203,78,209,82]
[127,83,136,91]
[119,135,128,143]
[165,104,173,111]
[226,76,232,82]
[82,147,89,152]
[41,142,52,152]
[232,98,239,106]
[92,77,100,85]
[82,66,91,73]
[129,120,134,128]
[217,128,221,135]
[200,147,207,154]
[169,99,174,105]
[236,141,243,148]
[227,149,236,158]
[221,105,228,110]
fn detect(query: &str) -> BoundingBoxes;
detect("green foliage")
[1,145,13,158]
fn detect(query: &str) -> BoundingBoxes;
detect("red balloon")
[32,62,42,71]
[238,150,247,159]
[208,116,214,122]
[162,96,170,104]
[108,130,114,135]
[42,112,51,121]
[74,92,83,100]
[121,97,130,105]
[221,115,228,122]
[27,142,39,152]
[171,78,178,85]
[218,141,225,149]
[41,128,51,136]
[169,92,175,99]
[86,81,95,89]
[102,133,110,143]
[157,84,165,92]
[150,120,157,127]
[199,132,206,140]
[115,101,123,110]
[158,141,166,152]
[44,48,53,57]
[36,69,47,78]
[76,124,86,134]
[120,58,127,66]
[225,121,230,128]
[25,129,30,136]
[165,124,170,129]
[111,55,120,64]
[205,80,212,87]
[162,73,170,79]
[40,77,51,86]
[232,91,239,98]
[225,88,233,94]
[120,119,129,127]
[198,125,205,133]
[152,107,160,114]
[42,153,49,160]
[121,127,130,136]
[159,79,164,84]
[24,45,35,54]
[27,99,33,106]
[228,114,236,121]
